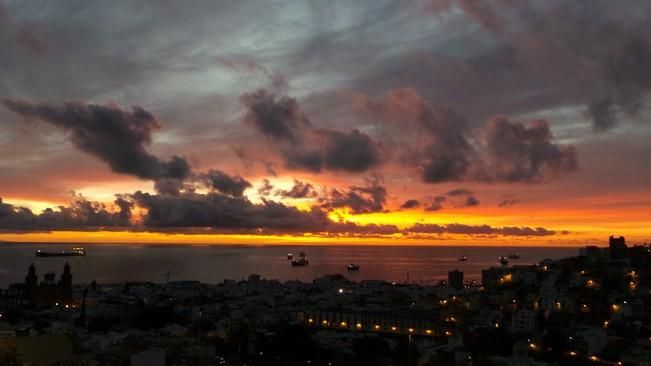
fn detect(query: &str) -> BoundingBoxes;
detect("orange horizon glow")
[0,224,648,247]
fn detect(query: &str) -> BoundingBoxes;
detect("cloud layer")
[1,99,191,182]
[0,194,559,238]
[356,88,578,183]
[241,89,382,173]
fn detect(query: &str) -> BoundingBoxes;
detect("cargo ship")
[35,247,86,257]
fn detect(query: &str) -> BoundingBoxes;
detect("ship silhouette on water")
[291,252,309,266]
[347,263,360,271]
[35,247,86,257]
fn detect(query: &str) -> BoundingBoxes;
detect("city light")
[586,279,594,287]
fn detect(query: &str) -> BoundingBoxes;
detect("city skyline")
[1,0,651,245]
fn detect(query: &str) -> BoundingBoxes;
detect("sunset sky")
[1,0,650,246]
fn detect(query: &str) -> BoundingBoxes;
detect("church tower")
[60,262,72,298]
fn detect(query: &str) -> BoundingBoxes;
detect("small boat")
[287,253,294,260]
[36,247,86,257]
[458,255,468,262]
[291,257,309,266]
[499,256,509,266]
[347,263,360,271]
[508,253,520,260]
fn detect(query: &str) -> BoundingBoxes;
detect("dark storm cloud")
[356,88,473,182]
[0,195,131,231]
[356,88,473,183]
[408,223,555,237]
[257,179,274,196]
[423,189,479,210]
[356,88,577,183]
[319,129,380,172]
[198,169,252,197]
[240,89,382,174]
[133,191,319,231]
[153,178,186,196]
[240,89,308,143]
[400,199,420,209]
[320,182,387,214]
[425,195,446,211]
[0,192,392,235]
[463,195,480,207]
[1,99,191,182]
[0,192,559,238]
[419,0,651,131]
[276,180,317,199]
[483,116,577,182]
[131,190,399,235]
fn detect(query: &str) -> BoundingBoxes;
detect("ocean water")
[0,243,580,287]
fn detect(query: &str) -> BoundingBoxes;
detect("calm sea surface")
[0,243,580,287]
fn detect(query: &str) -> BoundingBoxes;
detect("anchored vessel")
[291,257,309,266]
[347,263,360,271]
[36,247,86,257]
[458,255,468,262]
[498,256,509,266]
[507,253,520,260]
[291,252,309,266]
